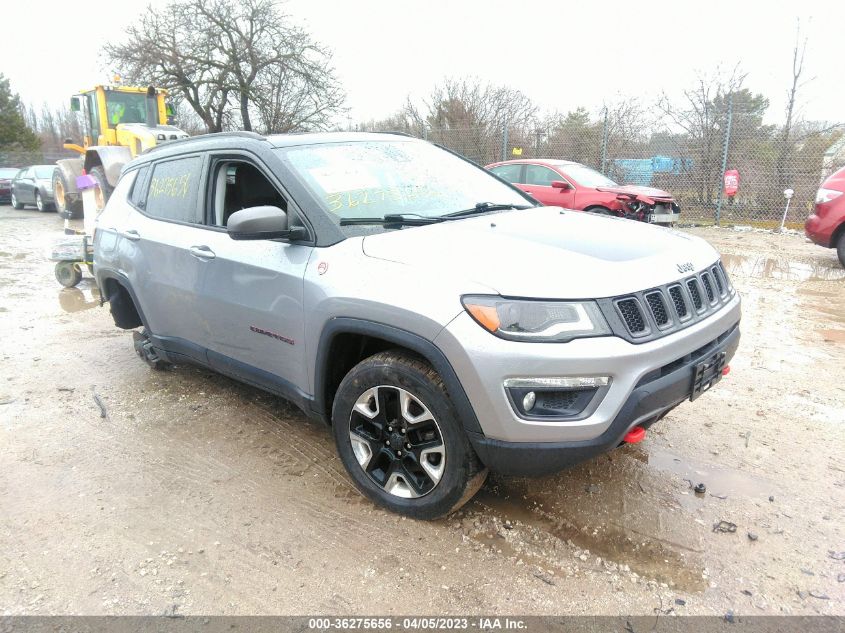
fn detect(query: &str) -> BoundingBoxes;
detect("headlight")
[461,296,611,342]
[816,188,843,204]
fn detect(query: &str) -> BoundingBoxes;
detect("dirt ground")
[0,206,843,617]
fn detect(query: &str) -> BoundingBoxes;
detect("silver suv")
[94,132,741,519]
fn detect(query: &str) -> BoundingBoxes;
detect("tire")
[132,330,169,371]
[332,350,487,519]
[837,231,845,269]
[11,192,24,210]
[88,166,113,213]
[35,191,47,212]
[53,168,83,219]
[55,262,82,288]
[585,206,614,216]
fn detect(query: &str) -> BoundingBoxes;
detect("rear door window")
[490,164,523,184]
[143,156,203,224]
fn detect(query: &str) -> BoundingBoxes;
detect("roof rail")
[145,130,266,154]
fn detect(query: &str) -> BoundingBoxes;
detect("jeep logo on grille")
[677,262,694,273]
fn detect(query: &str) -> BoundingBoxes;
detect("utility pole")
[715,92,733,226]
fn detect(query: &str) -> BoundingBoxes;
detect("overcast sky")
[2,0,843,127]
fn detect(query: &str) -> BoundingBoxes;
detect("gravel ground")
[0,207,843,616]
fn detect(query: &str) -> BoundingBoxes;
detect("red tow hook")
[722,365,731,376]
[623,426,646,444]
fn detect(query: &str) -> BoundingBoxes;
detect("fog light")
[523,391,536,412]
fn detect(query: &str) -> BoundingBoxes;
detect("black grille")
[537,391,579,410]
[645,291,670,327]
[687,279,703,311]
[598,260,735,344]
[616,298,647,334]
[668,285,688,318]
[711,266,725,295]
[701,272,715,303]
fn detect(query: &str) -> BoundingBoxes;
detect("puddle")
[468,452,712,592]
[721,253,845,282]
[647,450,777,501]
[818,329,845,344]
[58,286,100,313]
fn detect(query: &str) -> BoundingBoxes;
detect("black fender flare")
[313,318,484,435]
[96,269,149,330]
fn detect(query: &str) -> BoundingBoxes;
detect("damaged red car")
[485,159,680,226]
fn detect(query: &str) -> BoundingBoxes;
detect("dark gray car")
[11,165,56,211]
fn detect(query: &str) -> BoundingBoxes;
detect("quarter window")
[128,165,150,208]
[524,165,561,187]
[144,156,203,224]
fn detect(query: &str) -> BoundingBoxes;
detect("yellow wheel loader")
[53,85,189,218]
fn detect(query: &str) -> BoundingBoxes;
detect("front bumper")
[805,209,836,248]
[436,292,740,445]
[466,322,739,475]
[651,212,680,224]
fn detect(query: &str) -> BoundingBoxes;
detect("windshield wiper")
[441,202,533,218]
[339,213,446,227]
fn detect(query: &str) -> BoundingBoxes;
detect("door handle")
[189,245,216,260]
[118,229,141,241]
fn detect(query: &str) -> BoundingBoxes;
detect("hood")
[362,207,718,299]
[596,184,673,201]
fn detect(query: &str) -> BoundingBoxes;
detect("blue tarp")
[612,156,692,186]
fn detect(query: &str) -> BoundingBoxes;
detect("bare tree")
[657,66,747,204]
[103,0,344,133]
[418,77,538,163]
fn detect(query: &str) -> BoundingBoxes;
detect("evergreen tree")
[0,75,40,151]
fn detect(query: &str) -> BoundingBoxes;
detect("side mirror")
[70,97,81,112]
[227,206,306,241]
[551,180,571,190]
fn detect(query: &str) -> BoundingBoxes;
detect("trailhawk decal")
[249,326,295,346]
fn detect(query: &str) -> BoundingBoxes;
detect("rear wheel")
[332,351,487,519]
[11,192,23,210]
[88,166,112,213]
[837,231,845,269]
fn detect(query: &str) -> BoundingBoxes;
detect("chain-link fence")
[369,104,844,228]
[0,150,79,171]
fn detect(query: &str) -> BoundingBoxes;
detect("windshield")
[0,168,18,179]
[104,90,149,127]
[34,166,53,179]
[281,140,530,224]
[561,164,618,188]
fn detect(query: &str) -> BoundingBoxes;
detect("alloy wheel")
[348,385,446,499]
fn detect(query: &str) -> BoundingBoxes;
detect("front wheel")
[53,167,83,219]
[35,191,48,212]
[332,351,487,519]
[11,192,23,210]
[837,232,845,269]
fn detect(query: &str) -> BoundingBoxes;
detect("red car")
[0,167,18,205]
[805,165,845,268]
[485,159,680,225]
